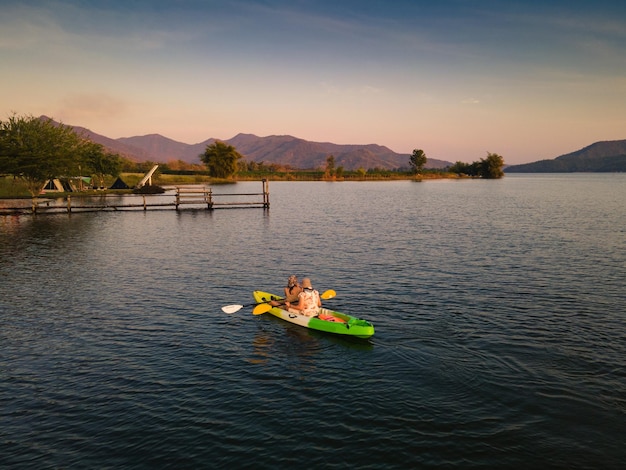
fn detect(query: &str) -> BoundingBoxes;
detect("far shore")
[1,171,467,199]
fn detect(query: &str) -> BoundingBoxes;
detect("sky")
[1,0,626,165]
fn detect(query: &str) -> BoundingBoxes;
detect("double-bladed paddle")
[221,289,336,314]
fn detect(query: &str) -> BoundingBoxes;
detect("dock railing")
[175,179,269,210]
[175,186,213,210]
[0,180,270,215]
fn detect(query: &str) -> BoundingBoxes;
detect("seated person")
[271,275,302,310]
[292,278,321,317]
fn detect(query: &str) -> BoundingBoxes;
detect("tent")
[41,177,92,192]
[42,178,74,192]
[109,177,130,189]
[42,178,65,192]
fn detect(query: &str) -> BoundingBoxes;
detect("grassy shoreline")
[1,171,461,199]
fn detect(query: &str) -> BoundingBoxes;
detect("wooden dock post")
[206,187,213,210]
[262,179,270,208]
[67,195,71,213]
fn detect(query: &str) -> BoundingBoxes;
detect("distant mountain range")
[57,118,451,171]
[505,140,626,172]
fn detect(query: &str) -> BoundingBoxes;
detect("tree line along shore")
[1,114,505,199]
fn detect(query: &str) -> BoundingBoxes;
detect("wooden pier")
[0,180,270,215]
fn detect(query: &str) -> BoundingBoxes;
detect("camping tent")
[42,179,65,192]
[42,177,92,192]
[109,177,129,189]
[42,178,75,192]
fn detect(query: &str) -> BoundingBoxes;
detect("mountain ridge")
[39,116,626,172]
[505,139,626,172]
[53,118,451,170]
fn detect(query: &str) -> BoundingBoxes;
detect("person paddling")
[271,275,302,310]
[293,278,321,317]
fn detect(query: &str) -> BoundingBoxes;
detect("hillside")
[505,140,626,172]
[42,116,151,161]
[58,118,451,170]
[117,134,213,163]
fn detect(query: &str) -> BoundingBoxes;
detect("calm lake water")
[1,174,625,469]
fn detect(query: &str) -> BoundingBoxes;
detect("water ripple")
[2,178,626,469]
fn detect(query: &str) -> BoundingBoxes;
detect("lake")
[1,174,625,469]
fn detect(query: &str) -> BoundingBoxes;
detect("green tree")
[120,156,139,172]
[0,114,85,196]
[409,149,427,174]
[324,154,336,179]
[448,153,504,178]
[82,141,122,187]
[200,141,243,178]
[449,161,469,175]
[478,152,505,179]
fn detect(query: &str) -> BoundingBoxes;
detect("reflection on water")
[248,331,273,365]
[249,311,375,366]
[248,316,321,371]
[1,176,625,469]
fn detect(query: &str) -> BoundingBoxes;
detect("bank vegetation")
[1,113,504,199]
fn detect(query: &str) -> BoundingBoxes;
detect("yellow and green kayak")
[252,290,375,339]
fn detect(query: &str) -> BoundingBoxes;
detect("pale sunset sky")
[2,0,625,164]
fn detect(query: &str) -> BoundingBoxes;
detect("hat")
[301,278,312,289]
[287,275,298,287]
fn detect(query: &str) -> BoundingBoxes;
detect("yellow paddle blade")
[252,303,272,315]
[321,289,336,300]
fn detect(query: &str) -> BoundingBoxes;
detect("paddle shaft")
[253,289,335,315]
[222,289,335,314]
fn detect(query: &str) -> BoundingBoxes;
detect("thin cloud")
[58,93,129,121]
